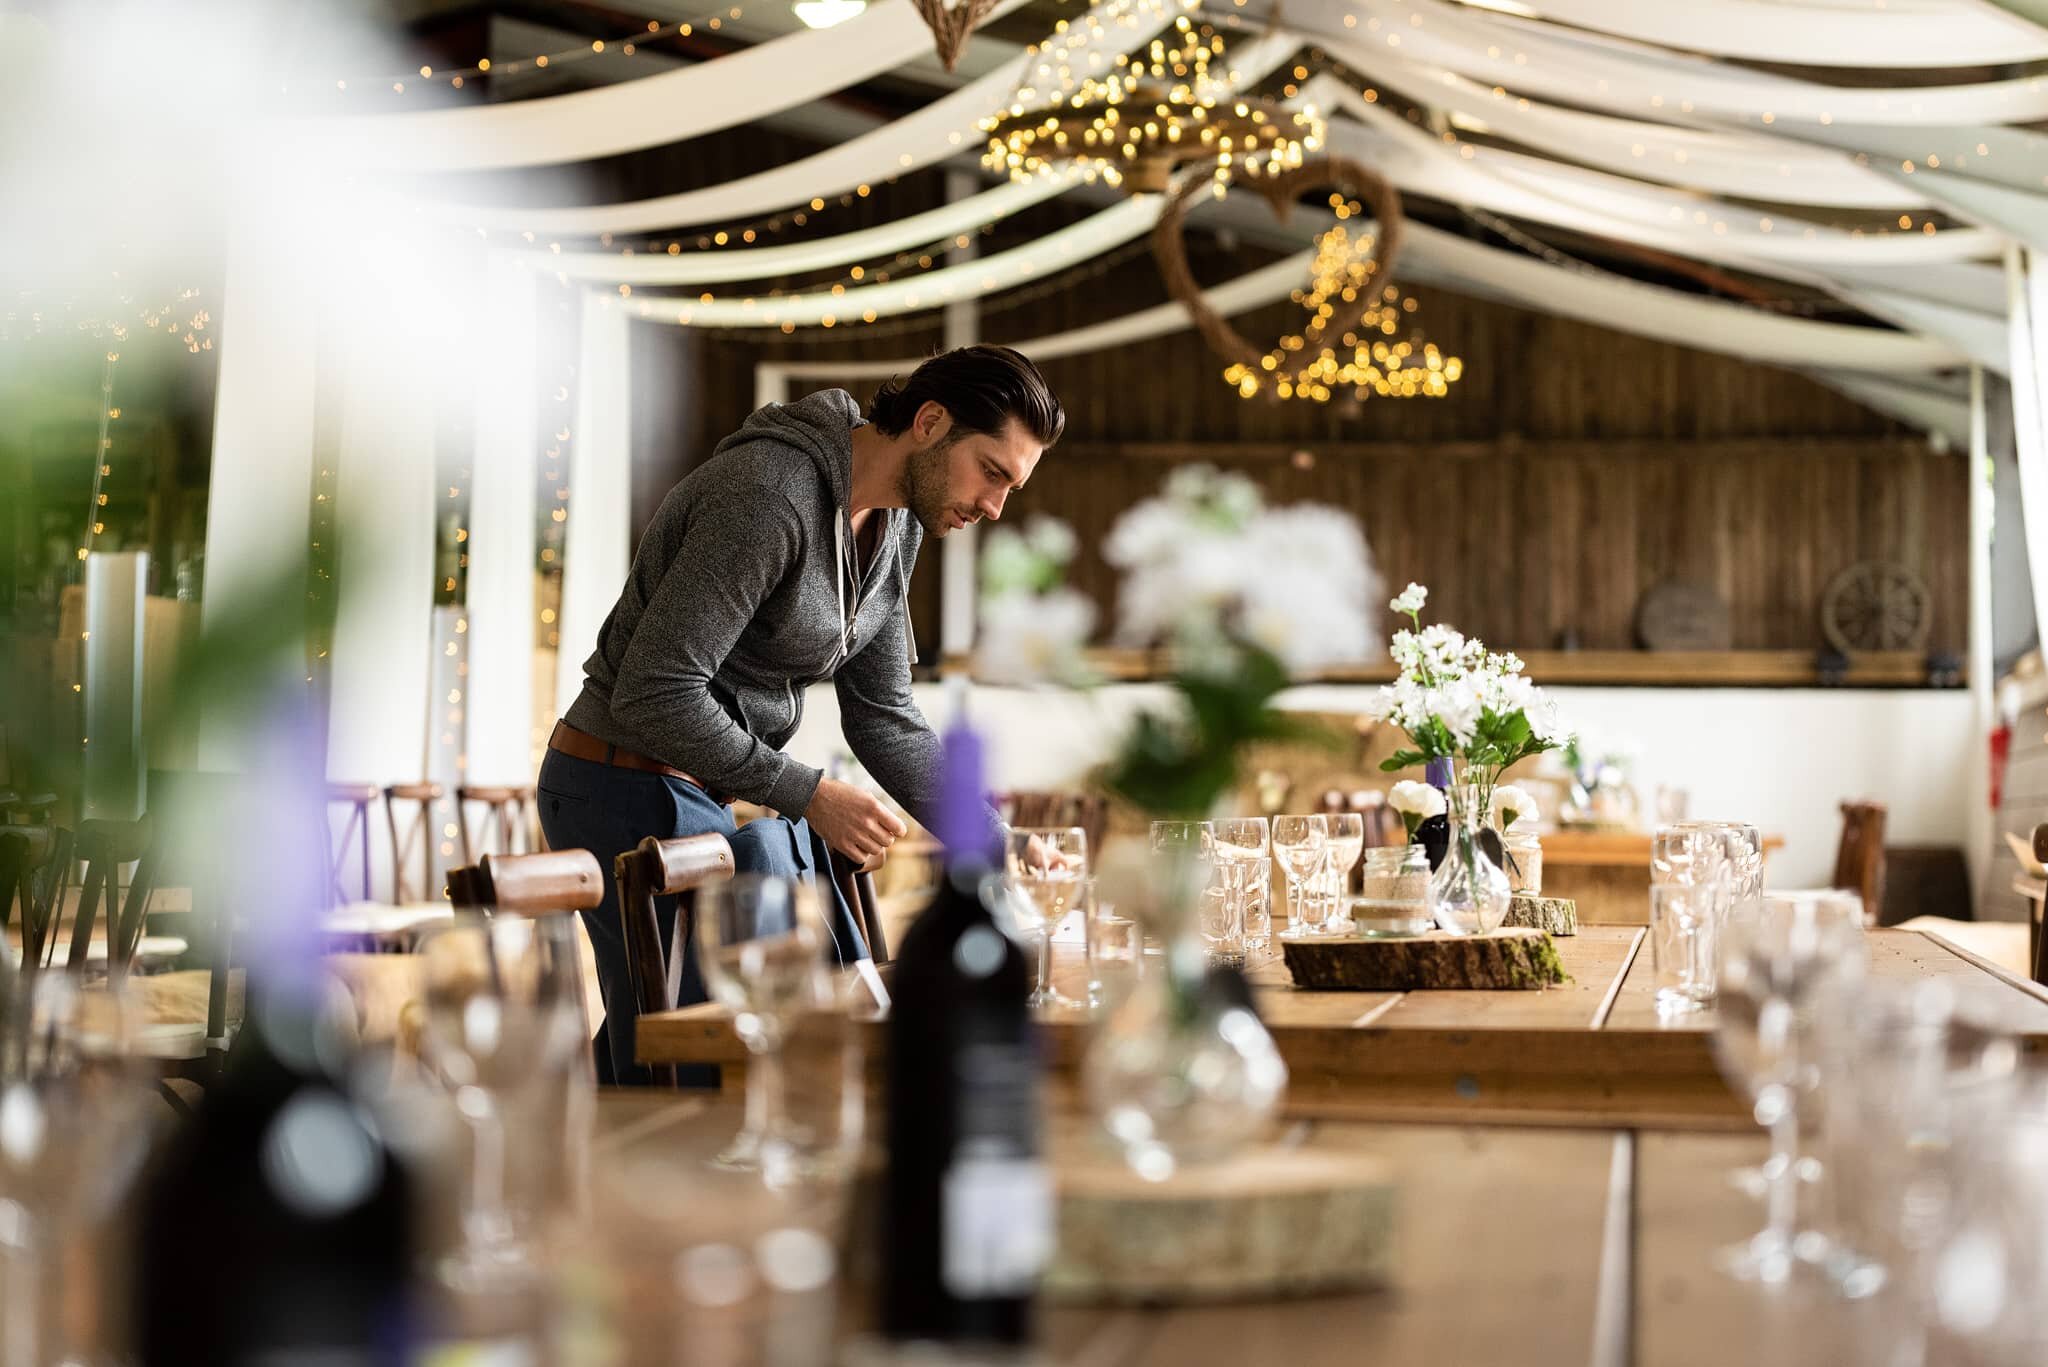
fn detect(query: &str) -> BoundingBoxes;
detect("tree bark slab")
[1506,894,1579,936]
[1281,928,1568,990]
[1048,1146,1396,1303]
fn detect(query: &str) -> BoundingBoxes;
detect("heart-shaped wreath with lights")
[1153,154,1463,403]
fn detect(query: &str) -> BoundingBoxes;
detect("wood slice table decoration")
[1047,1146,1396,1304]
[1281,929,1568,991]
[1506,894,1578,936]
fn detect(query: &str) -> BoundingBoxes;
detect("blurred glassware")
[0,969,152,1367]
[417,914,592,1290]
[1201,859,1251,970]
[1004,827,1088,1011]
[1711,890,1867,1285]
[1654,785,1690,824]
[1082,878,1143,1013]
[1647,883,1721,1013]
[693,875,835,1186]
[1209,818,1272,958]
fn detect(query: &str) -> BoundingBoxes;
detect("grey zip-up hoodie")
[563,389,935,821]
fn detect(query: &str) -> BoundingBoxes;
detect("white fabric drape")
[554,295,633,720]
[464,257,541,787]
[1503,0,2048,68]
[532,176,1071,284]
[624,193,1163,327]
[299,0,1034,172]
[1290,0,2048,125]
[199,220,320,771]
[447,6,1238,236]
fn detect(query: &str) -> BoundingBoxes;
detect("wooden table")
[638,927,2048,1129]
[1542,830,1787,925]
[585,1092,1924,1366]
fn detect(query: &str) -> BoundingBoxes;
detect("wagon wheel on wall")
[1821,561,1931,653]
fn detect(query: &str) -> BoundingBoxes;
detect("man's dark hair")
[867,345,1065,448]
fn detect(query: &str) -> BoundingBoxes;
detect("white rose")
[1388,780,1446,818]
[1492,784,1539,829]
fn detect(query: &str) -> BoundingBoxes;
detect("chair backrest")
[997,791,1109,859]
[1831,800,1888,927]
[827,847,892,967]
[383,782,444,904]
[470,848,605,916]
[456,785,538,865]
[59,815,156,979]
[0,824,64,947]
[325,782,380,906]
[613,833,735,1089]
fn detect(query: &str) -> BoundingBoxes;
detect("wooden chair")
[996,790,1109,859]
[457,784,539,865]
[60,815,167,980]
[2028,823,2048,986]
[325,782,379,906]
[0,824,65,945]
[383,781,444,904]
[445,848,606,1068]
[828,846,892,966]
[1831,800,1888,928]
[612,834,737,1088]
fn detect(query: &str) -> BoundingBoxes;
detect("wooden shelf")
[942,649,1955,689]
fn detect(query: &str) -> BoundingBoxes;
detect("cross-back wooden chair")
[1832,800,1888,929]
[384,781,444,904]
[59,815,164,981]
[325,782,379,906]
[612,834,737,1088]
[996,790,1109,861]
[0,824,66,948]
[456,784,540,866]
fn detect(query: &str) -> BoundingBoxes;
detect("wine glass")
[1005,827,1088,1010]
[1324,812,1366,920]
[418,914,590,1288]
[695,874,834,1186]
[1210,818,1271,958]
[1711,890,1867,1285]
[1271,815,1331,938]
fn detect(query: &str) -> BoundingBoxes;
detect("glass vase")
[1430,786,1512,935]
[1083,840,1288,1180]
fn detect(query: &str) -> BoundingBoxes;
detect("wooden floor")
[590,1091,1900,1367]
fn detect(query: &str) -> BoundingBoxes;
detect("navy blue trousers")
[535,748,865,1086]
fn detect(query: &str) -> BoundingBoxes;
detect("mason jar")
[1352,844,1434,937]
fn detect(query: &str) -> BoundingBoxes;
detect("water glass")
[418,914,592,1288]
[1005,826,1089,1011]
[1201,859,1251,970]
[1210,818,1271,956]
[1647,884,1719,1013]
[694,875,834,1186]
[1324,813,1365,897]
[1082,878,1144,1012]
[1272,815,1331,938]
[1711,890,1867,1286]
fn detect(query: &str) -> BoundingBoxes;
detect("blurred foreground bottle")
[880,697,1050,1348]
[131,715,417,1364]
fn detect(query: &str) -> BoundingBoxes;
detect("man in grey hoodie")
[538,345,1063,1083]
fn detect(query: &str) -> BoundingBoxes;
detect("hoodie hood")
[712,387,861,509]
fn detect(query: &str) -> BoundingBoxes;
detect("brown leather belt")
[547,720,733,806]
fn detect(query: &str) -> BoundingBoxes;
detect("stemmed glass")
[418,914,591,1288]
[1710,890,1867,1285]
[1272,815,1331,937]
[1005,827,1089,1010]
[0,969,150,1367]
[694,874,834,1185]
[1210,818,1271,959]
[1324,813,1366,926]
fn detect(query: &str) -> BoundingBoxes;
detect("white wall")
[787,681,1977,892]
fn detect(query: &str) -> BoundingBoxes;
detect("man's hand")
[807,777,908,868]
[1020,833,1072,874]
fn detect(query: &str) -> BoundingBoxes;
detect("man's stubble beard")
[902,432,960,536]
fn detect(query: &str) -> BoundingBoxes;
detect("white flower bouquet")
[974,466,1383,817]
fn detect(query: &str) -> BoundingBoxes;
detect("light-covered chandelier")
[980,12,1323,194]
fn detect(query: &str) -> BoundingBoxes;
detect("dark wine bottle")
[1418,756,1453,871]
[132,744,417,1365]
[880,708,1050,1346]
